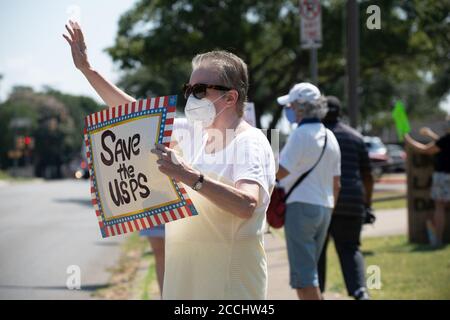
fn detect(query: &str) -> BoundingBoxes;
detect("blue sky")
[0,0,137,104]
[0,0,448,114]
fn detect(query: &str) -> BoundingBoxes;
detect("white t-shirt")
[279,122,341,208]
[163,118,276,300]
[172,118,276,204]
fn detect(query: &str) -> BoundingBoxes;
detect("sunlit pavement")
[375,173,406,193]
[0,179,125,299]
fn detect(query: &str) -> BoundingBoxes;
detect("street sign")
[9,117,32,129]
[84,96,198,238]
[299,0,322,49]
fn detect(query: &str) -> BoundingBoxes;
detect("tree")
[0,86,102,177]
[43,86,104,153]
[106,0,449,132]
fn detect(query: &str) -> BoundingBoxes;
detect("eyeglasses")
[182,83,232,100]
[289,101,306,109]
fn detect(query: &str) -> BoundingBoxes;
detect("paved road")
[0,179,125,299]
[265,232,350,300]
[362,208,407,238]
[375,173,407,193]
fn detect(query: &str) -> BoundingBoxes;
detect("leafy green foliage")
[0,86,103,174]
[106,0,449,131]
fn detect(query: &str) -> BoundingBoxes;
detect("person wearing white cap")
[276,82,341,300]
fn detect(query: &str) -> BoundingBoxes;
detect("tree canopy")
[106,0,449,131]
[0,86,102,174]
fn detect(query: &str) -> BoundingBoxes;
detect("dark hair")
[323,96,341,123]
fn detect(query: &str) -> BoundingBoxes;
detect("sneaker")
[426,220,439,247]
[353,288,370,300]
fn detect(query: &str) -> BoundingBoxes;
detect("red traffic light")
[24,136,31,145]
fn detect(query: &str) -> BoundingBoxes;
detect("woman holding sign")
[63,22,276,299]
[405,120,450,248]
[63,20,166,298]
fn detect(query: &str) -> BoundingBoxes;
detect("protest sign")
[84,96,198,238]
[300,0,322,49]
[392,100,411,141]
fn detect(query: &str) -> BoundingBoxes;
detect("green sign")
[392,101,411,141]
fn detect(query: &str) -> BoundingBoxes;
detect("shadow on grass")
[53,198,92,207]
[0,283,110,292]
[362,250,375,256]
[409,243,448,252]
[370,238,447,253]
[142,251,155,257]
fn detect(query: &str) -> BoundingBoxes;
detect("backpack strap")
[284,130,328,201]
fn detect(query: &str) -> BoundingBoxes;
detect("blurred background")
[0,0,449,300]
[0,0,449,180]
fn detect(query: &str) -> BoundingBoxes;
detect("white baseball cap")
[277,82,321,106]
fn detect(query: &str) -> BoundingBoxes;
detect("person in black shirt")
[405,119,450,247]
[319,96,374,300]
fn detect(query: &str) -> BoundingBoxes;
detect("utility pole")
[346,0,359,129]
[310,49,318,85]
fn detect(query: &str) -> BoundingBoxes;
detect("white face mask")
[184,94,227,127]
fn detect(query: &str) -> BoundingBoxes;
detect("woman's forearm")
[152,143,259,219]
[182,169,258,219]
[81,67,136,108]
[199,176,258,219]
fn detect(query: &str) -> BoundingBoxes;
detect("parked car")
[386,144,406,172]
[364,136,389,180]
[73,144,89,179]
[74,158,89,179]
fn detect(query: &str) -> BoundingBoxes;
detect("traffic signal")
[24,136,31,146]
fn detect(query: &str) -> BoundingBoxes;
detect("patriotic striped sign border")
[83,95,198,238]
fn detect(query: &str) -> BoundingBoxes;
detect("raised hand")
[419,127,439,141]
[62,20,136,108]
[62,20,91,72]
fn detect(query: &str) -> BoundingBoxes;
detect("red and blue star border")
[83,95,198,238]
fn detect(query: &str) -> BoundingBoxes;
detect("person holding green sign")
[405,116,450,248]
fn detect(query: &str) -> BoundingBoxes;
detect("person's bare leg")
[434,201,446,245]
[296,287,322,300]
[147,237,165,297]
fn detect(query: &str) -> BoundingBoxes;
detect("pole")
[310,48,318,85]
[346,0,359,128]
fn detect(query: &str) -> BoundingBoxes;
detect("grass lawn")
[139,246,158,300]
[373,191,406,210]
[0,169,37,182]
[323,235,450,299]
[373,198,406,210]
[0,170,10,180]
[99,231,449,300]
[93,233,158,299]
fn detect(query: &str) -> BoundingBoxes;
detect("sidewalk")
[362,208,407,238]
[265,231,348,300]
[266,207,407,300]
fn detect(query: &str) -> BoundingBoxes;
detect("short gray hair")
[298,96,328,119]
[191,50,249,117]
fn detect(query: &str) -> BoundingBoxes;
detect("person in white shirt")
[276,83,341,300]
[63,22,276,299]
